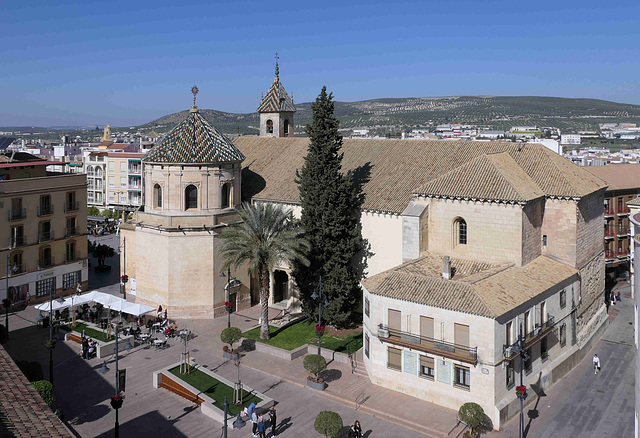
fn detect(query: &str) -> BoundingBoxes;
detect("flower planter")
[306,377,326,391]
[110,396,124,409]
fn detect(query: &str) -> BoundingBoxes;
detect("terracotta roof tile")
[362,253,577,319]
[144,110,245,164]
[585,164,640,191]
[257,77,296,113]
[235,138,607,213]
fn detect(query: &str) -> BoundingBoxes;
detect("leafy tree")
[32,380,55,406]
[220,327,242,351]
[218,202,310,340]
[87,206,101,216]
[314,410,342,438]
[458,402,486,433]
[293,86,369,328]
[303,354,327,382]
[88,241,115,268]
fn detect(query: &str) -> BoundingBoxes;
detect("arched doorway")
[273,270,289,304]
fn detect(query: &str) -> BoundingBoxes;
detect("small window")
[266,119,274,134]
[283,119,290,137]
[506,321,513,346]
[108,161,115,172]
[419,355,435,380]
[66,240,76,262]
[560,323,566,347]
[542,235,547,247]
[185,185,198,210]
[506,361,515,388]
[120,162,126,172]
[154,184,162,209]
[365,333,370,358]
[524,348,532,374]
[39,246,52,268]
[560,289,567,309]
[387,346,402,371]
[541,336,548,361]
[120,177,127,187]
[365,298,370,318]
[221,183,230,209]
[454,217,467,246]
[454,365,470,390]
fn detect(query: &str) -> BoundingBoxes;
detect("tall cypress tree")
[293,87,369,328]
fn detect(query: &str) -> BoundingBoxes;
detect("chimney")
[442,256,451,280]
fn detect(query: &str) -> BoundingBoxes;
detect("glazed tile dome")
[143,109,245,164]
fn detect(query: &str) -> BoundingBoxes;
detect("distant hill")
[138,96,640,136]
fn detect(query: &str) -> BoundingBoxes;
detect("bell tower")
[258,53,296,137]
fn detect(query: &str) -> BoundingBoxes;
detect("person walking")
[251,410,258,437]
[268,405,277,436]
[81,337,89,359]
[257,416,267,438]
[593,353,601,374]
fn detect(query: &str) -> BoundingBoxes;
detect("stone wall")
[576,190,605,270]
[521,198,543,266]
[540,199,577,267]
[576,252,606,346]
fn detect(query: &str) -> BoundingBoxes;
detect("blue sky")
[1,0,639,126]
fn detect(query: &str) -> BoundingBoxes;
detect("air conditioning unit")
[504,347,513,358]
[378,326,389,338]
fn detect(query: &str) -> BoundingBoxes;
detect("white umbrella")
[121,302,155,316]
[34,300,69,313]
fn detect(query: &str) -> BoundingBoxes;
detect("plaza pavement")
[3,237,634,437]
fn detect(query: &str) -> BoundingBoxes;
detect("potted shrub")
[314,410,342,437]
[304,354,327,390]
[220,327,242,360]
[110,394,124,409]
[458,402,486,437]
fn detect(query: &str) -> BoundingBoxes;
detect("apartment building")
[84,151,107,208]
[587,164,640,277]
[1,152,88,304]
[105,152,144,212]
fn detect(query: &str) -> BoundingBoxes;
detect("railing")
[37,205,54,216]
[65,251,82,263]
[65,227,78,237]
[38,256,55,269]
[379,324,478,365]
[617,226,630,236]
[128,183,141,189]
[9,263,25,275]
[617,248,630,257]
[7,208,26,221]
[128,166,141,174]
[605,207,614,216]
[38,230,55,243]
[64,201,79,213]
[605,226,615,238]
[618,206,631,215]
[8,235,27,248]
[503,317,555,361]
[605,250,615,259]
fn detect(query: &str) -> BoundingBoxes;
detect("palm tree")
[218,202,310,339]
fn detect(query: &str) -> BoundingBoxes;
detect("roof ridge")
[485,152,544,201]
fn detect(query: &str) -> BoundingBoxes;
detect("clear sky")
[2,0,639,127]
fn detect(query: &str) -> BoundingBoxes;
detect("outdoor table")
[153,339,166,350]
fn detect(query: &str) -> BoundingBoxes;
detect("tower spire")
[191,85,199,111]
[275,52,279,78]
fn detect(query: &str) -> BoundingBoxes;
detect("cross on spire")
[191,85,199,109]
[275,52,279,78]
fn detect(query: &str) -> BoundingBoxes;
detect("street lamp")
[100,326,125,438]
[2,298,11,341]
[515,324,529,438]
[310,276,329,355]
[219,268,232,328]
[46,289,65,385]
[223,396,246,438]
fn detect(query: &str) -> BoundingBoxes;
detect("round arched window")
[185,185,197,210]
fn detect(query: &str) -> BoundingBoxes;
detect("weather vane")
[275,52,279,77]
[191,85,199,108]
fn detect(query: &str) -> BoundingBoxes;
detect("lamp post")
[516,324,529,438]
[2,298,10,341]
[219,267,232,329]
[46,287,65,384]
[100,326,131,438]
[311,276,328,355]
[223,396,246,438]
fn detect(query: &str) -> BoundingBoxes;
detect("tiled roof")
[415,152,544,202]
[628,196,640,207]
[144,110,245,164]
[362,253,577,319]
[257,76,296,113]
[585,164,640,191]
[0,345,72,437]
[234,138,608,214]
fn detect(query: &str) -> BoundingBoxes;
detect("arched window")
[454,218,467,246]
[40,246,52,268]
[95,167,103,177]
[221,183,230,209]
[10,252,23,274]
[154,184,162,209]
[266,119,274,134]
[283,119,290,137]
[66,240,76,262]
[185,185,197,210]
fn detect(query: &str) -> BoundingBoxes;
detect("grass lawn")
[168,366,261,415]
[243,320,363,353]
[60,322,113,342]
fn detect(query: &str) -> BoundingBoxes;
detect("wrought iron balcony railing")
[64,201,80,213]
[8,235,27,248]
[38,230,55,243]
[7,208,26,221]
[37,205,54,216]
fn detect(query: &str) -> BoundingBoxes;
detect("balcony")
[7,208,26,221]
[8,235,27,248]
[504,317,555,361]
[38,230,55,243]
[64,201,80,213]
[617,226,630,237]
[9,263,25,275]
[37,205,54,216]
[128,183,142,190]
[38,256,55,269]
[65,251,82,263]
[605,250,615,260]
[618,206,630,216]
[605,226,615,238]
[378,325,478,365]
[617,248,630,258]
[128,166,141,174]
[65,227,78,237]
[605,207,614,217]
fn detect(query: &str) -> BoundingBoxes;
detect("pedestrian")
[354,420,363,438]
[257,416,266,438]
[251,411,258,437]
[25,292,31,306]
[593,353,601,374]
[616,289,621,302]
[268,405,277,436]
[82,337,89,359]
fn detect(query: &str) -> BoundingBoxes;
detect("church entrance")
[273,270,289,304]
